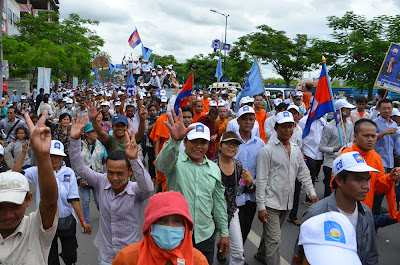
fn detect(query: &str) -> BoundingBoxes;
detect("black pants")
[48,220,78,265]
[305,156,323,202]
[192,231,216,265]
[289,179,302,220]
[147,146,156,178]
[323,166,332,198]
[238,200,257,244]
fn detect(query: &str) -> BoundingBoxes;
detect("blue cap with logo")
[112,115,129,126]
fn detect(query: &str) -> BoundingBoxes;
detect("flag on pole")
[142,45,153,61]
[128,29,141,49]
[129,71,135,86]
[235,59,264,111]
[174,73,194,115]
[109,63,117,74]
[215,53,223,82]
[122,53,126,64]
[92,52,97,74]
[302,58,338,140]
[151,57,155,68]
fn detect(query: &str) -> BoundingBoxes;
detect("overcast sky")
[60,0,400,79]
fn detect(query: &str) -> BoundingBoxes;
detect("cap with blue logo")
[299,211,361,265]
[237,105,255,118]
[50,140,67,157]
[209,100,218,107]
[275,111,295,124]
[332,151,380,177]
[187,122,210,141]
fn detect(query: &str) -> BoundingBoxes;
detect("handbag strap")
[7,119,20,140]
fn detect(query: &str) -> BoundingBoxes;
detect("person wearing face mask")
[62,98,74,115]
[319,99,354,198]
[113,191,208,265]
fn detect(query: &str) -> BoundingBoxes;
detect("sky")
[60,0,400,80]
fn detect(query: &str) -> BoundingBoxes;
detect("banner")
[37,67,51,94]
[375,42,400,93]
[73,77,78,89]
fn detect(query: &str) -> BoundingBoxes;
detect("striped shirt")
[69,138,154,263]
[374,116,400,169]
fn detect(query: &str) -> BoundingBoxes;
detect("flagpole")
[323,56,344,146]
[338,108,348,146]
[255,56,272,114]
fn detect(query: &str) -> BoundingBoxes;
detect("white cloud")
[59,0,400,79]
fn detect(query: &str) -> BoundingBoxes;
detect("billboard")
[374,42,400,93]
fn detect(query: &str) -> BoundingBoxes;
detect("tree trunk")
[285,78,290,88]
[368,87,373,101]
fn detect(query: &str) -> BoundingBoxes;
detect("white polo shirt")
[0,209,59,264]
[24,166,80,221]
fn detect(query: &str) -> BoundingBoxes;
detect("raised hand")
[139,103,149,121]
[87,101,101,121]
[70,114,88,140]
[25,110,51,156]
[125,130,138,160]
[171,75,179,89]
[164,108,195,142]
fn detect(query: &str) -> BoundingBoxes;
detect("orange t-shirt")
[149,114,170,191]
[303,92,312,109]
[330,144,397,219]
[215,118,229,151]
[359,112,365,118]
[255,109,267,143]
[193,112,206,123]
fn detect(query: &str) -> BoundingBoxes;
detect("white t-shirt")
[338,203,358,233]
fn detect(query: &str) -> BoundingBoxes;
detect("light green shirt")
[155,138,229,243]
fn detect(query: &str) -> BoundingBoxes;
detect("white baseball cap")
[275,111,295,124]
[66,98,73,104]
[217,99,226,107]
[21,95,27,100]
[295,91,303,97]
[232,97,237,103]
[391,108,400,117]
[50,140,67,157]
[100,101,110,107]
[160,90,167,96]
[287,104,300,113]
[151,72,156,76]
[239,96,254,106]
[265,91,271,97]
[187,123,210,141]
[237,105,255,118]
[332,151,380,177]
[115,101,121,106]
[273,98,283,106]
[0,172,30,204]
[209,100,218,107]
[335,99,355,110]
[161,96,168,103]
[299,211,362,265]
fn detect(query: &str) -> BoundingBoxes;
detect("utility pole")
[0,0,4,82]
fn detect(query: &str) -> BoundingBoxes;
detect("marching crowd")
[1,62,400,265]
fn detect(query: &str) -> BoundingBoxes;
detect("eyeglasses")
[223,141,239,147]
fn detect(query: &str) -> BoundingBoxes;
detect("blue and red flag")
[302,62,335,139]
[128,29,141,49]
[174,73,194,115]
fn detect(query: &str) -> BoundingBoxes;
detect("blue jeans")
[80,185,99,225]
[374,214,398,230]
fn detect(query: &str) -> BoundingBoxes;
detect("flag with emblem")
[302,57,337,140]
[174,71,194,115]
[128,28,141,49]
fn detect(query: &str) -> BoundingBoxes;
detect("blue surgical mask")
[150,224,185,251]
[66,103,72,108]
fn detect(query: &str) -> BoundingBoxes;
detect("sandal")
[287,218,301,226]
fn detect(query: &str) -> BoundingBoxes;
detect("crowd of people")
[1,63,400,265]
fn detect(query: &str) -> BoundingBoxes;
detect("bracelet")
[80,219,85,225]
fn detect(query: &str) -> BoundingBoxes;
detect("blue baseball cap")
[112,115,129,126]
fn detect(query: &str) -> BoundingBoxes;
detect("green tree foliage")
[236,25,315,88]
[3,12,104,84]
[310,11,398,99]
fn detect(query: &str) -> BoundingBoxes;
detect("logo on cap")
[283,111,289,117]
[54,142,61,149]
[353,153,365,163]
[196,125,204,132]
[336,159,343,171]
[324,221,346,244]
[243,106,249,111]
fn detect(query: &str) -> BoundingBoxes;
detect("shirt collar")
[328,192,366,215]
[377,116,395,125]
[181,151,211,166]
[236,129,256,144]
[104,181,135,195]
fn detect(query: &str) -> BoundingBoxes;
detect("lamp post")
[210,9,229,72]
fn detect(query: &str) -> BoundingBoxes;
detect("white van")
[208,82,241,93]
[264,87,296,99]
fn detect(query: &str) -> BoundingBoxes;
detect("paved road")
[24,169,399,265]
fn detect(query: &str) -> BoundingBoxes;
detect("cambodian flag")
[174,73,194,115]
[128,29,141,49]
[302,61,334,138]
